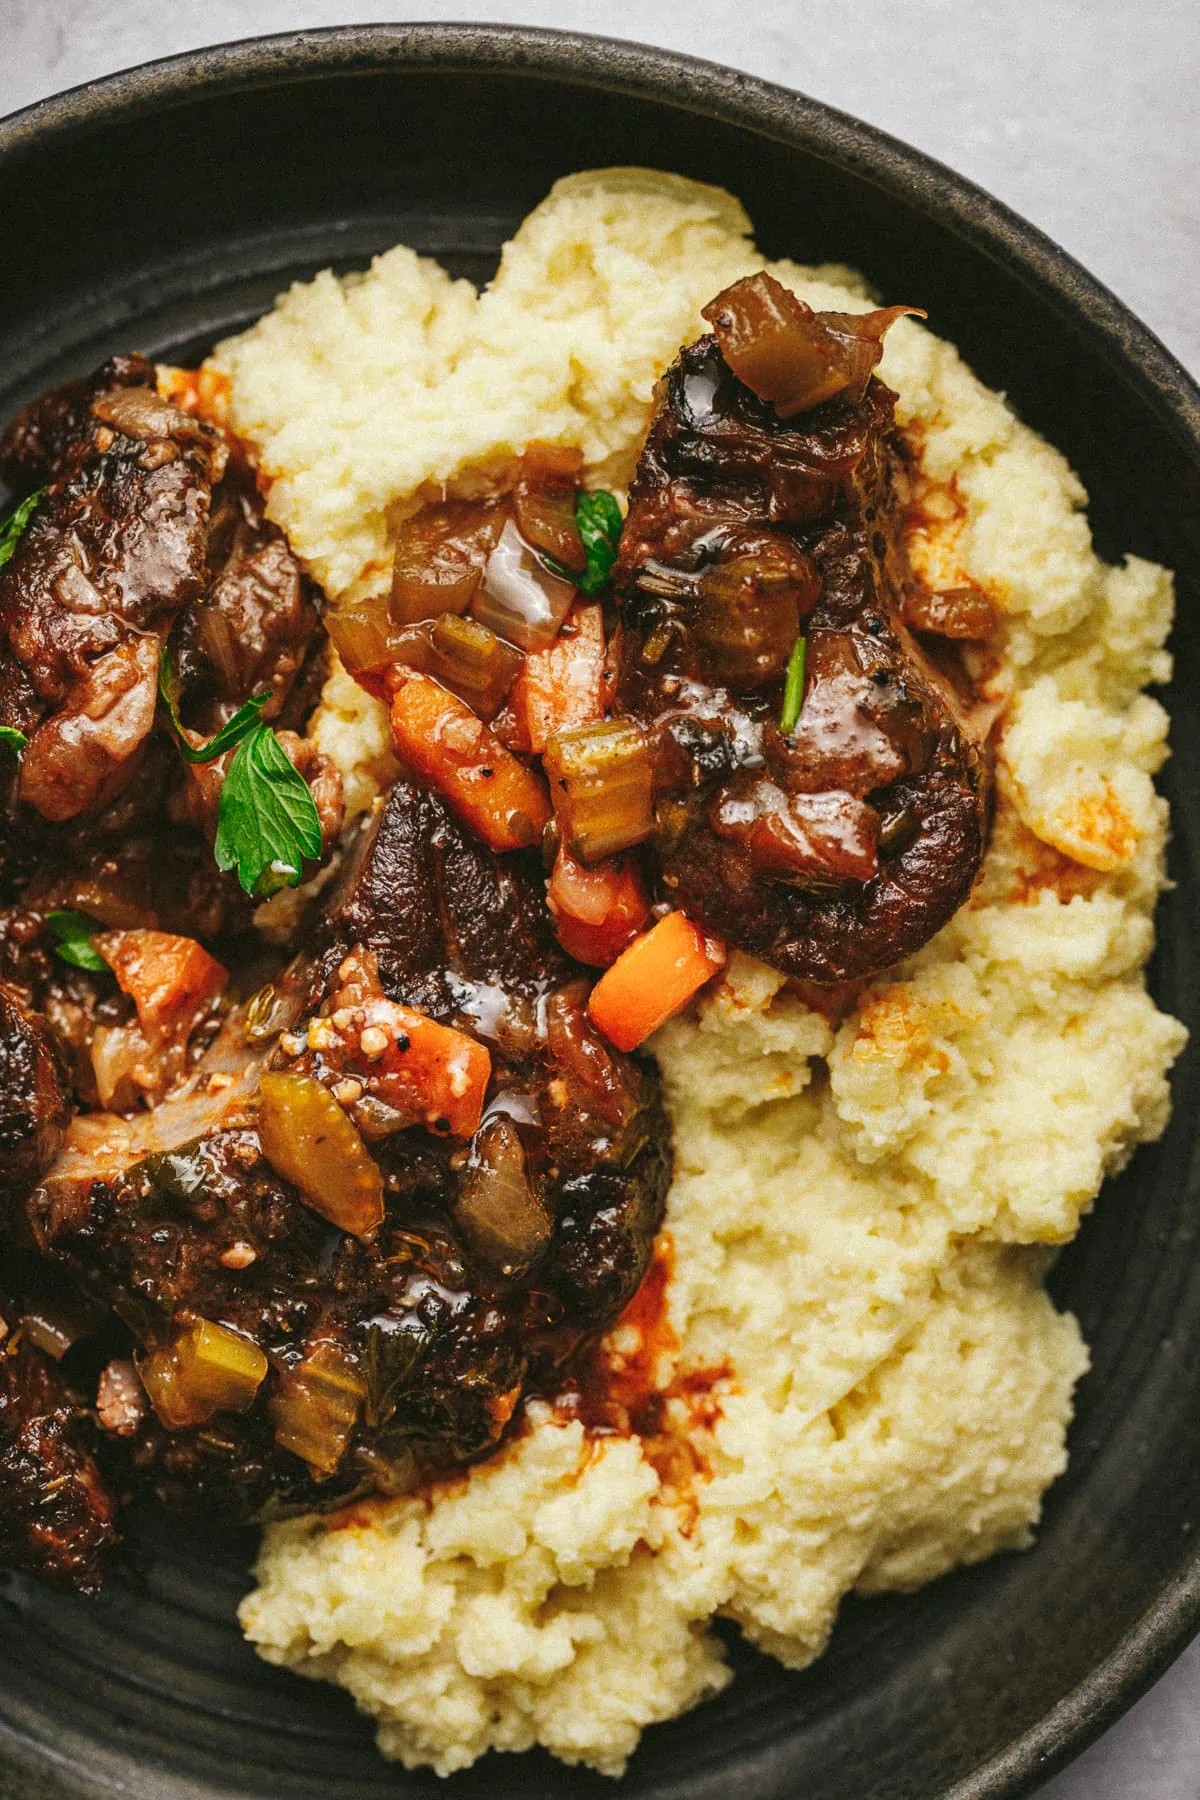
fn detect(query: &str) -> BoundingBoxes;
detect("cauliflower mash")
[211,170,1185,1776]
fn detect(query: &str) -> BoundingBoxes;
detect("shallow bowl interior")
[1,26,1199,1800]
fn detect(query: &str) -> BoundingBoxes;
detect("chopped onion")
[139,1317,267,1430]
[543,718,656,863]
[427,612,523,718]
[97,1358,146,1436]
[258,1070,385,1237]
[702,273,923,416]
[513,442,586,573]
[20,1305,84,1362]
[391,498,506,627]
[455,1115,551,1278]
[271,1339,364,1476]
[472,519,577,652]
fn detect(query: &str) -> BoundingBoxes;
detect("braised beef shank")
[613,331,990,983]
[25,779,668,1522]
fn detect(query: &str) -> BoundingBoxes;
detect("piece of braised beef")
[0,1327,118,1593]
[26,778,670,1524]
[0,353,340,853]
[0,981,72,1206]
[613,277,991,984]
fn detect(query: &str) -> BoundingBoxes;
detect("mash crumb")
[224,170,1184,1777]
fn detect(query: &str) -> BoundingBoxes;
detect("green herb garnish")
[158,646,271,764]
[0,489,44,571]
[0,726,27,757]
[541,489,624,596]
[780,634,807,734]
[574,489,623,595]
[213,723,323,900]
[47,909,109,973]
[159,647,322,899]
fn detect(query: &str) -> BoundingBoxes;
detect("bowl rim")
[2,22,1199,1799]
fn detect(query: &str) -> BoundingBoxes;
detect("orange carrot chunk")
[547,846,651,968]
[353,996,493,1141]
[587,911,726,1051]
[511,602,606,753]
[95,929,227,1046]
[389,668,551,852]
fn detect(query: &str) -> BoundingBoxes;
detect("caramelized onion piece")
[271,1340,365,1476]
[904,584,999,640]
[257,1070,385,1237]
[543,718,656,864]
[390,497,507,626]
[702,272,923,417]
[324,601,422,678]
[514,441,586,573]
[91,385,198,442]
[473,519,578,651]
[139,1318,267,1430]
[455,1114,552,1278]
[696,535,820,684]
[20,1303,87,1362]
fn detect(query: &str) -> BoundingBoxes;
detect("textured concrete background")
[4,1,1200,1794]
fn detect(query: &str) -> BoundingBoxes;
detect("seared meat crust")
[0,982,71,1206]
[0,1331,118,1593]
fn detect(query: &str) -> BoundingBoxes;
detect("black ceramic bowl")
[2,24,1199,1800]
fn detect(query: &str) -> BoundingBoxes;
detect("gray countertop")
[4,1,1199,1794]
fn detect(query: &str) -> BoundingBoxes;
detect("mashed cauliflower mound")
[212,170,1186,1776]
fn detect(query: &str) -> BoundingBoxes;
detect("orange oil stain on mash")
[1005,818,1106,905]
[552,1233,735,1534]
[318,1243,733,1538]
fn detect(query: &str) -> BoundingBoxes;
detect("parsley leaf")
[213,723,323,899]
[0,726,27,757]
[539,489,624,596]
[779,634,807,734]
[0,489,44,571]
[47,909,109,973]
[574,489,623,596]
[158,646,271,764]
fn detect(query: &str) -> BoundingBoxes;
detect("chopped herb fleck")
[780,634,807,734]
[47,909,109,973]
[0,489,44,571]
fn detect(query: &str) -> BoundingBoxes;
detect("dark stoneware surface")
[1,25,1198,1800]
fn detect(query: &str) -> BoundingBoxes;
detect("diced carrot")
[156,364,231,428]
[587,912,726,1051]
[389,669,551,852]
[510,602,606,753]
[547,845,651,967]
[95,929,227,1046]
[355,996,492,1139]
